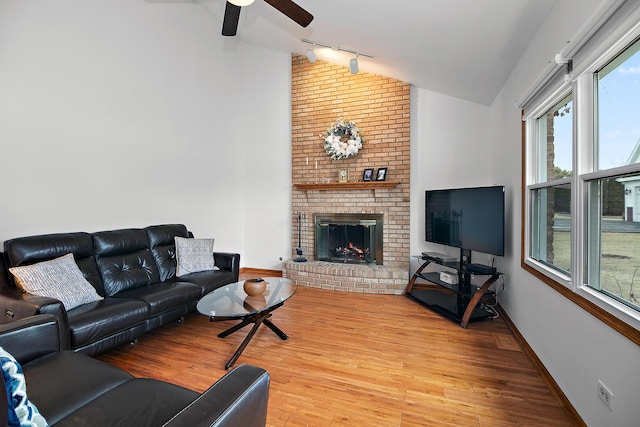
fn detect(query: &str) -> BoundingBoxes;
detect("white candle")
[315,161,318,169]
[306,156,309,166]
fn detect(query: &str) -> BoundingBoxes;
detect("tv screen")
[425,185,505,256]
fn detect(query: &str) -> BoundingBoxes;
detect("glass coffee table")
[196,277,296,369]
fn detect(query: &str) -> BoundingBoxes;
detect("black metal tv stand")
[406,250,501,328]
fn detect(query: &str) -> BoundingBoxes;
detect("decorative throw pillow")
[175,236,217,277]
[0,347,48,427]
[9,253,103,311]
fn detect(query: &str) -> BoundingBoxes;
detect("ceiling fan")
[222,0,313,36]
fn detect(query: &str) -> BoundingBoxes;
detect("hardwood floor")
[97,276,578,426]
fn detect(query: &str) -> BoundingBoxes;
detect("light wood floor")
[97,277,578,426]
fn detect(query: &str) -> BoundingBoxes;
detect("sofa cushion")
[0,346,47,427]
[55,379,198,427]
[145,224,189,282]
[175,237,216,277]
[23,351,133,425]
[94,229,160,296]
[9,253,103,311]
[66,298,149,350]
[174,269,237,296]
[114,282,202,316]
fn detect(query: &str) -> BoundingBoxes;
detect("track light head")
[228,0,254,6]
[305,48,317,63]
[349,56,359,74]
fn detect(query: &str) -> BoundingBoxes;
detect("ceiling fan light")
[228,0,254,6]
[305,48,317,63]
[349,56,359,74]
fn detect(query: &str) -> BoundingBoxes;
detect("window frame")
[523,83,574,290]
[521,7,640,344]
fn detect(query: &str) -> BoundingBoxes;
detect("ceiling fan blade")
[263,0,313,27]
[222,2,241,36]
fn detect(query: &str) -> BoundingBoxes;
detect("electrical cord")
[472,273,506,319]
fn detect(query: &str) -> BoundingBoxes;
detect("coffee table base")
[212,303,289,369]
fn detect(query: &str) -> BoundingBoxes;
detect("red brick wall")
[291,55,410,268]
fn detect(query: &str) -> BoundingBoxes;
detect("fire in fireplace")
[314,213,383,265]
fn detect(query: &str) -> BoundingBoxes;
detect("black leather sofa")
[0,224,240,356]
[0,314,270,426]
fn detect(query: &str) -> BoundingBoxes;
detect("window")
[529,95,573,275]
[523,3,640,336]
[583,38,640,312]
[595,37,640,171]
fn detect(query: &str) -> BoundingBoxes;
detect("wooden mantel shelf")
[294,181,400,191]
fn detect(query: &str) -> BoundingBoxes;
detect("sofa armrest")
[163,364,270,427]
[0,287,70,349]
[0,252,70,348]
[0,314,61,363]
[213,252,240,282]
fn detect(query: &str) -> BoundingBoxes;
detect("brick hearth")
[285,55,411,293]
[282,260,407,295]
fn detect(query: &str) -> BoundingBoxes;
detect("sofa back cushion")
[3,232,105,295]
[145,224,189,282]
[0,253,12,290]
[93,229,160,297]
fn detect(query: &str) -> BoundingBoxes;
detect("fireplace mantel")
[294,181,400,191]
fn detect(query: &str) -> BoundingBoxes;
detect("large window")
[584,38,640,312]
[524,6,640,335]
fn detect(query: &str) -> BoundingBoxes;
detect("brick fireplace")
[283,55,411,294]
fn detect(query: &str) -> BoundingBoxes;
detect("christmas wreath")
[321,118,363,160]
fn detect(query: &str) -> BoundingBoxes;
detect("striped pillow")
[9,253,103,311]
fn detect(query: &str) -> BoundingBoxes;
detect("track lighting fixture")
[305,47,317,63]
[301,38,373,73]
[349,55,359,74]
[228,0,255,6]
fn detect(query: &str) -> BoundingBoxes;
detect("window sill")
[522,261,640,346]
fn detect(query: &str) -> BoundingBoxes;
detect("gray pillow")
[9,253,103,311]
[175,236,216,277]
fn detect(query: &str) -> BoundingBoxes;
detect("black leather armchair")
[0,314,270,426]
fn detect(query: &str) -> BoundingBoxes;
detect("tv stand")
[406,254,501,328]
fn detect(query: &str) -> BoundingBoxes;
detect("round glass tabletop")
[197,277,296,319]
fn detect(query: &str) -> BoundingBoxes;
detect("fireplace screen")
[314,213,383,265]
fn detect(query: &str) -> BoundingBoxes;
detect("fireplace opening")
[314,213,383,265]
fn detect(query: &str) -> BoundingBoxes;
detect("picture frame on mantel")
[376,167,388,181]
[363,168,374,181]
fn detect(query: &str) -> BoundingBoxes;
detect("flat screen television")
[425,185,505,257]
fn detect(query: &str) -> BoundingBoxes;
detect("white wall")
[0,0,292,268]
[239,47,292,269]
[489,1,640,426]
[409,87,495,267]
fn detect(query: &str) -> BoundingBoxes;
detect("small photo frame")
[338,169,348,183]
[376,167,388,181]
[363,168,374,181]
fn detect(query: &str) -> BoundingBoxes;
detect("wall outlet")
[598,380,613,410]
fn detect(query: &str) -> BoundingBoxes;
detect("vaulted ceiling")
[153,0,557,106]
